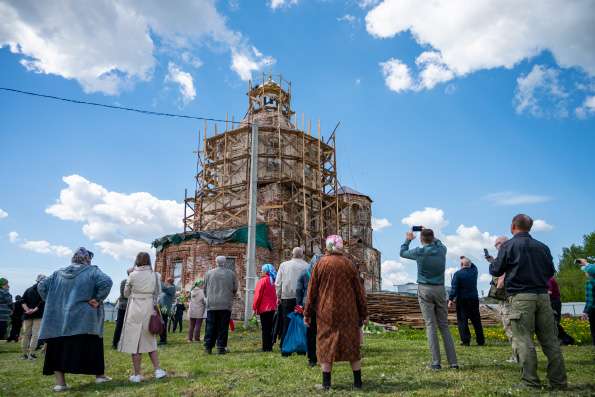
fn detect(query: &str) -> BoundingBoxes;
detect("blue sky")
[1,0,594,300]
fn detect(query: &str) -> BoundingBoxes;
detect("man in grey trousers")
[400,228,458,370]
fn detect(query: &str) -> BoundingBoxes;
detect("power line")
[0,87,250,125]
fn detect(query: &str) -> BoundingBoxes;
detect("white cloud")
[338,14,358,26]
[401,208,498,262]
[415,51,455,90]
[269,0,299,10]
[181,52,203,69]
[0,208,7,219]
[380,58,414,92]
[96,239,152,261]
[358,0,381,8]
[366,1,595,77]
[46,175,183,261]
[532,219,554,232]
[8,231,19,243]
[401,207,448,234]
[380,52,456,92]
[381,259,414,290]
[371,217,392,231]
[484,192,551,206]
[165,62,196,105]
[0,1,274,92]
[20,240,73,257]
[367,0,595,97]
[576,95,595,118]
[514,65,569,118]
[479,273,492,283]
[231,47,276,81]
[443,225,497,261]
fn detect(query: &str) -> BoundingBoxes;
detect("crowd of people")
[0,213,594,392]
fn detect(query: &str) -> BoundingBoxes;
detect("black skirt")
[43,334,105,376]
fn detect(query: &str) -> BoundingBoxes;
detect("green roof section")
[152,223,272,253]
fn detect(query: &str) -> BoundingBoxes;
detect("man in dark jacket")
[489,214,566,390]
[158,277,176,345]
[7,295,24,342]
[112,269,132,349]
[448,257,485,346]
[21,275,45,359]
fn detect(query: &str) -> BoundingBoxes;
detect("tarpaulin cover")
[152,223,272,252]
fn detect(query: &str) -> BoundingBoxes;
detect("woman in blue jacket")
[38,247,113,392]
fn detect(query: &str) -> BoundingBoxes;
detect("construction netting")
[152,223,272,253]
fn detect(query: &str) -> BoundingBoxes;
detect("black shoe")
[450,364,460,370]
[426,364,441,370]
[21,354,28,360]
[281,352,291,357]
[460,342,470,346]
[353,370,362,389]
[204,347,212,355]
[158,342,166,346]
[308,361,317,368]
[217,349,226,355]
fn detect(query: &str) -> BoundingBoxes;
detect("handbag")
[149,273,165,335]
[487,276,506,301]
[281,312,308,355]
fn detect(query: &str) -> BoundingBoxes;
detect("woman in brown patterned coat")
[304,235,368,390]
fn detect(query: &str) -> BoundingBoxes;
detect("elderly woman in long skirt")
[304,235,368,391]
[37,247,113,392]
[118,252,167,383]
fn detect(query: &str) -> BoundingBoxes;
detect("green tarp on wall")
[152,223,272,253]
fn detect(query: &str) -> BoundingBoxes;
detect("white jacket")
[275,258,309,300]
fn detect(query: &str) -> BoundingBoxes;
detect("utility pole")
[244,122,259,327]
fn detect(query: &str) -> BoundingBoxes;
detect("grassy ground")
[1,322,594,396]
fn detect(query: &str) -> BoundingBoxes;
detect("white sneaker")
[154,369,167,379]
[129,374,143,383]
[52,385,69,392]
[95,376,112,384]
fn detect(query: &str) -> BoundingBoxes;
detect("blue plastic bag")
[281,312,308,354]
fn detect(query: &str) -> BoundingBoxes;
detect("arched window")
[173,260,183,290]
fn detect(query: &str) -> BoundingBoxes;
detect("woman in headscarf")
[37,247,113,392]
[253,264,278,352]
[304,235,368,391]
[118,252,167,383]
[187,279,206,343]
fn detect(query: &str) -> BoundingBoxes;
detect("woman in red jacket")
[253,264,278,352]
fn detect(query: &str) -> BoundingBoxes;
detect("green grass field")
[1,322,594,396]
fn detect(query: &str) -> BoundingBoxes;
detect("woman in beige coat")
[187,280,206,342]
[118,252,167,383]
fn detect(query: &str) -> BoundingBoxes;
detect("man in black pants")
[275,247,309,356]
[112,269,131,349]
[7,295,24,342]
[448,256,485,346]
[204,256,238,354]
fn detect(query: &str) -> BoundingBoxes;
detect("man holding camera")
[401,227,458,370]
[489,214,567,390]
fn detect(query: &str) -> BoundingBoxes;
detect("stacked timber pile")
[367,292,501,329]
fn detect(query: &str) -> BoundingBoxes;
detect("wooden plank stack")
[367,292,501,329]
